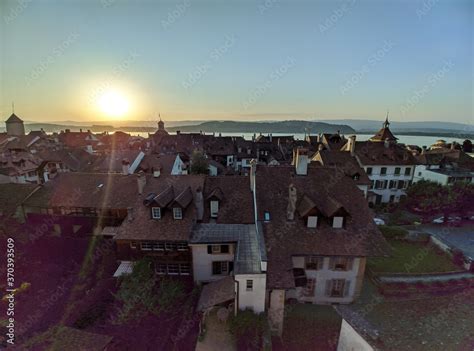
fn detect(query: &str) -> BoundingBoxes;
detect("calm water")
[131,131,468,148]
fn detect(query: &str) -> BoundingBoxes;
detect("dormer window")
[210,200,219,218]
[173,207,183,220]
[352,173,360,181]
[332,216,344,228]
[307,216,318,228]
[151,207,161,219]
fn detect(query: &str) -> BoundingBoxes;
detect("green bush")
[229,309,268,351]
[379,225,408,240]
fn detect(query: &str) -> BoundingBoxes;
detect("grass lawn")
[368,239,458,274]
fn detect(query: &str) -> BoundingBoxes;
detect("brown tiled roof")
[5,113,23,123]
[0,183,38,218]
[312,150,371,185]
[344,141,416,166]
[154,186,175,207]
[115,175,205,241]
[23,172,139,209]
[255,165,389,289]
[173,186,193,208]
[138,154,180,175]
[202,176,254,224]
[416,149,474,171]
[206,187,224,201]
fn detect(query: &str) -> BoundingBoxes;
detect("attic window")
[173,207,183,220]
[210,200,219,218]
[151,207,161,219]
[352,173,360,180]
[264,211,271,222]
[307,216,318,228]
[332,216,344,228]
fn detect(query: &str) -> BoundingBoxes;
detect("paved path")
[379,271,474,283]
[195,309,235,351]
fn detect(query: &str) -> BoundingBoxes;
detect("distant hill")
[167,120,355,134]
[319,119,473,133]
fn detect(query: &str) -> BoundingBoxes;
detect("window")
[366,167,373,175]
[180,263,191,275]
[153,242,164,251]
[141,242,152,251]
[212,261,230,275]
[332,216,344,228]
[352,173,360,180]
[151,207,161,219]
[173,207,182,220]
[156,264,167,275]
[246,280,253,291]
[130,241,138,249]
[389,180,397,189]
[165,242,176,251]
[380,167,387,176]
[209,244,229,254]
[329,279,345,297]
[264,211,271,222]
[405,167,411,176]
[389,195,395,203]
[303,278,316,297]
[397,180,404,189]
[307,216,318,228]
[418,172,422,176]
[331,257,353,271]
[177,242,188,251]
[394,167,401,175]
[167,264,179,275]
[306,256,323,270]
[210,200,219,218]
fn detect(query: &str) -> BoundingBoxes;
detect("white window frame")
[165,242,176,251]
[210,200,219,218]
[177,242,188,251]
[173,207,183,220]
[333,216,344,228]
[151,207,161,219]
[141,242,152,251]
[246,279,253,291]
[153,242,164,251]
[307,216,318,228]
[156,264,167,275]
[179,263,191,275]
[303,278,316,297]
[130,241,138,249]
[167,264,179,275]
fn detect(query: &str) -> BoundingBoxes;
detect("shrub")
[379,225,408,240]
[229,309,268,351]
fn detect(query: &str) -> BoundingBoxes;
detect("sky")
[0,0,473,124]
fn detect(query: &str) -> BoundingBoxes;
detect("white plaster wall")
[294,257,364,304]
[413,165,451,185]
[337,319,374,351]
[190,244,235,282]
[364,165,413,203]
[235,273,266,313]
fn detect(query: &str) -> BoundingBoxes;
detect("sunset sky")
[1,0,472,124]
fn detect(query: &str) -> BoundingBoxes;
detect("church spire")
[383,110,390,128]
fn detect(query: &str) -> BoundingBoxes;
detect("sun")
[98,89,130,118]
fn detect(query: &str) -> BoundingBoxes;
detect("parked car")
[432,216,462,225]
[373,218,385,226]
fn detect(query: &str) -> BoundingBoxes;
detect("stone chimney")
[348,135,356,156]
[295,148,309,176]
[287,184,297,221]
[195,186,204,222]
[127,207,134,222]
[249,159,257,192]
[122,159,130,175]
[137,170,146,195]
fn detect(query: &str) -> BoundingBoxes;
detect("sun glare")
[98,89,130,118]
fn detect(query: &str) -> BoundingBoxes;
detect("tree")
[190,150,209,175]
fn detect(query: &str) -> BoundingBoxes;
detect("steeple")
[369,113,397,143]
[157,113,165,131]
[383,110,390,128]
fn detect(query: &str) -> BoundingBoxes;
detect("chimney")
[348,135,356,156]
[122,159,130,175]
[422,145,427,154]
[127,207,134,222]
[176,130,181,135]
[80,128,82,133]
[450,142,457,150]
[195,186,204,222]
[137,170,146,195]
[249,159,257,192]
[295,148,308,176]
[286,184,297,221]
[269,133,273,142]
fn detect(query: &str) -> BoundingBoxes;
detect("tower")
[5,111,25,136]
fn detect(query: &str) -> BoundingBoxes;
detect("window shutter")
[207,245,212,254]
[212,261,219,275]
[229,261,234,273]
[347,258,354,271]
[329,257,336,270]
[221,245,229,254]
[343,280,351,297]
[325,280,332,297]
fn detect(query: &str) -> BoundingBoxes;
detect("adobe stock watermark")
[3,0,32,24]
[416,0,439,20]
[182,34,236,90]
[319,0,357,33]
[161,0,191,30]
[258,0,279,15]
[242,56,296,110]
[24,32,80,86]
[400,60,454,117]
[340,40,394,95]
